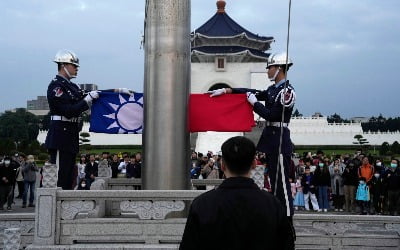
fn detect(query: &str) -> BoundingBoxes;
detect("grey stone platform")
[1,177,399,249]
[2,212,400,249]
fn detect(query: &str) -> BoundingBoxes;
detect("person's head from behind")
[221,136,256,177]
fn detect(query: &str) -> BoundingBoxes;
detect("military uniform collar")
[56,74,71,84]
[273,79,286,88]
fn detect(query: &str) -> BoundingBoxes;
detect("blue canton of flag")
[89,91,143,134]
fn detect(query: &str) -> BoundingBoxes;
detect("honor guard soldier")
[208,52,296,218]
[45,50,99,190]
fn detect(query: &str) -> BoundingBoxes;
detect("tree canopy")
[0,108,40,154]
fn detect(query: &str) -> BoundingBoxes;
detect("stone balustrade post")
[33,188,58,245]
[42,163,58,188]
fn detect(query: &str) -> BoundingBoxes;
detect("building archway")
[208,83,231,91]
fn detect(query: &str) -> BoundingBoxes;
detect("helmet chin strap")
[269,67,280,81]
[63,65,76,79]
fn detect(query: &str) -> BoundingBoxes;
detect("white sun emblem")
[103,94,143,134]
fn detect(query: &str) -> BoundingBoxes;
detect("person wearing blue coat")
[356,177,370,215]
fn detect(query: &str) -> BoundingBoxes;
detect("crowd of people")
[0,151,142,211]
[0,154,39,211]
[190,150,400,216]
[71,151,142,190]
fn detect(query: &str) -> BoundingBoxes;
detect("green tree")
[79,132,91,150]
[353,134,370,152]
[391,141,400,154]
[0,109,40,151]
[292,109,303,117]
[380,142,390,155]
[328,113,344,123]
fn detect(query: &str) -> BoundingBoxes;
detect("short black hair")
[221,136,256,175]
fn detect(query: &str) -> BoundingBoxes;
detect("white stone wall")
[289,117,400,146]
[191,62,271,92]
[37,123,142,146]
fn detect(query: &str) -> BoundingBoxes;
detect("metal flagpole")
[142,0,191,190]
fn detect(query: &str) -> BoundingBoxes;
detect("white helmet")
[53,50,80,67]
[267,52,293,69]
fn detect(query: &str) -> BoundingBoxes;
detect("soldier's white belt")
[51,115,79,123]
[265,121,289,128]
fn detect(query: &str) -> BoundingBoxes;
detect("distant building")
[27,96,49,110]
[79,83,98,91]
[350,117,370,123]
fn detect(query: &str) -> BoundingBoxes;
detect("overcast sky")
[0,0,399,118]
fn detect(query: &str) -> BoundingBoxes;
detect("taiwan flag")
[189,94,255,132]
[90,92,143,134]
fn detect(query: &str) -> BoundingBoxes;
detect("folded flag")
[189,94,255,132]
[90,92,143,134]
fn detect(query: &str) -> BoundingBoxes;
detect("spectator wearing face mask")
[385,159,400,216]
[77,179,89,190]
[374,159,386,176]
[369,170,387,215]
[314,159,331,212]
[0,157,16,211]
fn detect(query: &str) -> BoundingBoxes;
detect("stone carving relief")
[251,165,265,189]
[3,228,20,250]
[313,222,357,235]
[385,223,400,236]
[97,160,112,177]
[120,200,185,220]
[0,221,34,234]
[42,163,58,188]
[60,201,96,220]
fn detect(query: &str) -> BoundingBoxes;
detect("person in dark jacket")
[369,170,387,214]
[85,154,98,189]
[126,155,136,178]
[385,159,400,216]
[342,160,359,212]
[0,157,16,211]
[77,179,90,190]
[110,154,120,178]
[314,159,331,212]
[180,136,295,250]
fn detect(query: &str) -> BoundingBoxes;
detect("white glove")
[117,88,134,95]
[246,92,258,106]
[84,91,100,103]
[207,88,226,97]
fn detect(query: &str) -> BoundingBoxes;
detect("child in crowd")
[302,166,320,211]
[293,176,305,210]
[356,177,370,215]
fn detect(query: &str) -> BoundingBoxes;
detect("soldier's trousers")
[49,149,76,190]
[268,153,294,216]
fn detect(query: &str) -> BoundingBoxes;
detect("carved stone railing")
[30,189,204,247]
[106,178,224,190]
